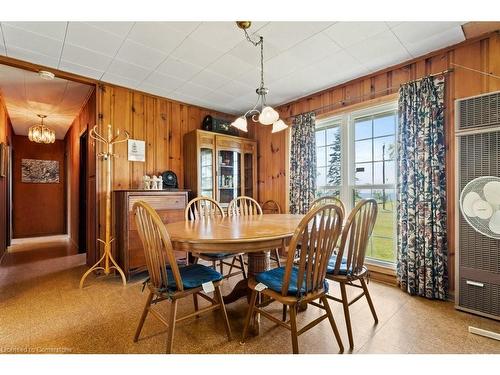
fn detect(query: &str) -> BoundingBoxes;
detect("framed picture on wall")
[0,142,6,178]
[21,159,60,183]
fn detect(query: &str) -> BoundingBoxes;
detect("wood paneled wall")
[252,31,500,292]
[65,89,96,258]
[97,84,234,264]
[12,135,66,238]
[0,96,13,259]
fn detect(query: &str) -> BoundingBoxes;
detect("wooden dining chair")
[310,195,346,218]
[325,198,378,350]
[133,200,232,353]
[241,204,345,354]
[228,196,262,216]
[185,197,247,280]
[261,200,283,267]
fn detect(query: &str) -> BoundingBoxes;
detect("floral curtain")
[289,112,316,214]
[396,76,448,300]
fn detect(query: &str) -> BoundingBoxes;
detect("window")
[314,103,397,266]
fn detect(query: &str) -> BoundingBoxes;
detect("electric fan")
[460,176,500,239]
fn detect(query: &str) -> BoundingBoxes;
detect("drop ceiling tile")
[264,52,303,82]
[174,81,213,98]
[257,22,326,52]
[191,69,231,90]
[115,39,168,69]
[288,32,342,65]
[402,26,465,58]
[228,38,281,66]
[323,22,389,48]
[165,22,201,35]
[202,89,234,105]
[233,68,261,87]
[205,54,253,81]
[101,72,141,90]
[137,82,173,98]
[66,22,124,57]
[106,58,151,82]
[346,30,411,71]
[127,22,186,54]
[218,80,254,98]
[2,24,63,60]
[61,43,113,71]
[59,60,104,79]
[168,91,206,107]
[171,37,225,67]
[156,57,203,81]
[3,22,67,41]
[392,22,464,45]
[189,22,243,52]
[143,71,185,92]
[85,22,134,37]
[6,45,60,69]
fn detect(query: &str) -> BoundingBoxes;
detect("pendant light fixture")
[231,22,288,134]
[28,114,56,144]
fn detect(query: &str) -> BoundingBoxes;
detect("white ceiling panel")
[61,43,113,71]
[3,22,67,41]
[127,22,186,54]
[0,21,468,114]
[324,22,389,48]
[0,64,93,139]
[2,24,63,59]
[65,22,124,57]
[156,57,203,81]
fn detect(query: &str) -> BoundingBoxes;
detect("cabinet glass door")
[200,148,214,198]
[244,153,254,198]
[217,150,241,205]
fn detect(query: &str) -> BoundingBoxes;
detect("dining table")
[165,213,304,304]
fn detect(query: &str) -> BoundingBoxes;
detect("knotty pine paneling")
[254,31,500,292]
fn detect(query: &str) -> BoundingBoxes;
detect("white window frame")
[314,100,398,268]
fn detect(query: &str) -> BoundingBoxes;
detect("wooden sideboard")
[113,189,189,279]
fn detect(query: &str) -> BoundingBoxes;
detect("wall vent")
[457,91,500,130]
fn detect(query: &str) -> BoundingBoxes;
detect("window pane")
[326,126,340,145]
[353,188,372,204]
[373,114,396,137]
[370,188,395,262]
[327,145,341,186]
[384,160,395,184]
[317,147,327,167]
[355,163,372,185]
[355,119,372,140]
[316,130,325,147]
[355,139,372,162]
[316,166,327,187]
[373,136,395,161]
[317,188,340,198]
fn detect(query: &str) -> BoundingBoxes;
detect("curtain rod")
[288,69,453,119]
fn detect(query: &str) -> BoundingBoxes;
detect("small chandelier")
[231,22,288,134]
[28,115,56,144]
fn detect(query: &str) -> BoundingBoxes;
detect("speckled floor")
[0,236,499,354]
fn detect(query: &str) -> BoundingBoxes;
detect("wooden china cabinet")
[183,129,257,207]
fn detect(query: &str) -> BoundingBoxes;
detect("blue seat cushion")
[255,266,329,296]
[161,264,223,292]
[200,252,233,260]
[326,255,350,275]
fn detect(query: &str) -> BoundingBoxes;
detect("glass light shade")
[271,119,288,133]
[231,116,248,132]
[259,106,279,125]
[28,124,55,144]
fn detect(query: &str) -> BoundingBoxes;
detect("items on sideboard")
[202,115,238,136]
[114,189,189,279]
[142,175,163,190]
[183,129,257,207]
[80,124,129,289]
[161,170,179,189]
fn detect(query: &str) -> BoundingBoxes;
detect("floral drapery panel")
[289,112,316,214]
[396,76,448,300]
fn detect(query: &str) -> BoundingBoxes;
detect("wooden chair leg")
[193,293,199,318]
[134,291,153,342]
[241,289,258,342]
[340,282,354,349]
[193,256,199,264]
[227,257,236,277]
[360,278,378,323]
[214,286,232,341]
[282,304,287,321]
[239,255,247,279]
[320,295,344,353]
[219,260,224,275]
[273,249,282,267]
[289,304,299,354]
[166,299,178,354]
[212,260,216,270]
